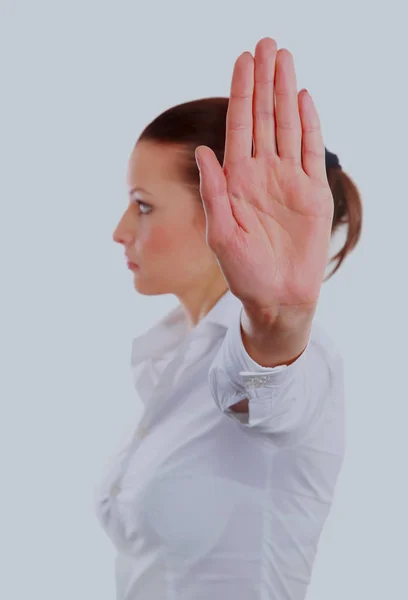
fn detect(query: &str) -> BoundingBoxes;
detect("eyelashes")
[134,199,153,215]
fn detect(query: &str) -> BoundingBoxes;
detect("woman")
[95,38,362,600]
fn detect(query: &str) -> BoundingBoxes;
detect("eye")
[133,199,152,215]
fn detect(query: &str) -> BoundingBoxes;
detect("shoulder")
[309,318,343,367]
[304,319,345,405]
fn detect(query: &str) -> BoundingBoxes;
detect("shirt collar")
[130,289,242,368]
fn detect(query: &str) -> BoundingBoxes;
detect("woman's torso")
[94,295,344,600]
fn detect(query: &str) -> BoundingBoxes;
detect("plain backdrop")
[1,0,407,598]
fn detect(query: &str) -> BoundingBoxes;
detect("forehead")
[127,140,187,188]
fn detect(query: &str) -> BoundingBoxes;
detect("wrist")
[240,305,315,368]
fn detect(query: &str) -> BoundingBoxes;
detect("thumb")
[195,146,234,249]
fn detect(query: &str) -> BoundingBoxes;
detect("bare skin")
[114,36,332,413]
[113,139,229,331]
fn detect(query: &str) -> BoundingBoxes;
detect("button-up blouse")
[94,290,345,600]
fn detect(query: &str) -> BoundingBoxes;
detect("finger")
[195,146,236,250]
[298,89,327,181]
[253,37,278,157]
[274,49,302,165]
[224,52,254,166]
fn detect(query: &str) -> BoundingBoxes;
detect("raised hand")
[195,38,333,324]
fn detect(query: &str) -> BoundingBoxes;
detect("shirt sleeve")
[208,304,343,439]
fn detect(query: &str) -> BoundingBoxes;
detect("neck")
[177,269,229,331]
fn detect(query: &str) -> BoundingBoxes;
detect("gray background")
[1,0,407,598]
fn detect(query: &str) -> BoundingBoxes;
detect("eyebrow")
[128,186,153,197]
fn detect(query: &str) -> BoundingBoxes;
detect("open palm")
[195,38,334,315]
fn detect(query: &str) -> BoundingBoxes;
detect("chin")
[132,276,168,297]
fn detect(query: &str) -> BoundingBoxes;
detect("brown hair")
[139,97,363,280]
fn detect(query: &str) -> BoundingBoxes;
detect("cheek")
[139,213,207,263]
[142,224,183,256]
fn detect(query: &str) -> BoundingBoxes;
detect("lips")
[126,259,139,270]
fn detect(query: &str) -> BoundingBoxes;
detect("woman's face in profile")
[113,140,214,296]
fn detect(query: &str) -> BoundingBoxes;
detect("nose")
[112,210,134,245]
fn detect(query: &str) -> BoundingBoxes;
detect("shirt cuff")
[225,305,311,400]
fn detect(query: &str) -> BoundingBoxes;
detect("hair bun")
[325,148,341,169]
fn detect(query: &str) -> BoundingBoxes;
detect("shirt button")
[110,484,121,497]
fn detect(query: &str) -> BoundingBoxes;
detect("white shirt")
[94,290,345,600]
